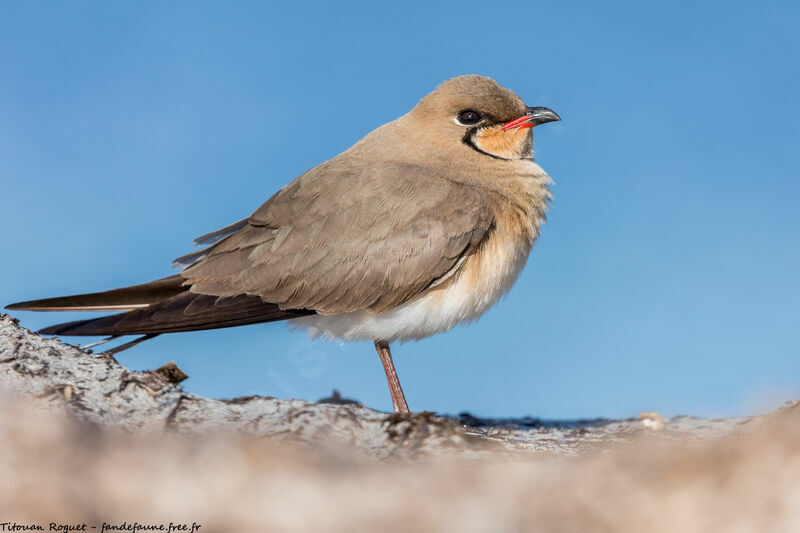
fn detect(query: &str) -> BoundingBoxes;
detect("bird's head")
[408,75,560,161]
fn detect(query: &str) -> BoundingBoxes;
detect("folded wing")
[8,159,493,337]
[182,159,494,314]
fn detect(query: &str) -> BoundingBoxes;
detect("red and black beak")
[501,106,561,131]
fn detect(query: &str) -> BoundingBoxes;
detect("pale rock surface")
[1,314,799,532]
[0,314,762,456]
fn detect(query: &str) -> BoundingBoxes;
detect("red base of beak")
[501,116,536,131]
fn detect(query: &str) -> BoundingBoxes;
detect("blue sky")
[1,1,798,419]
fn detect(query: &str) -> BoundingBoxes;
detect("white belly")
[289,226,534,343]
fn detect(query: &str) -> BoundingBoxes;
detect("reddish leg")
[374,341,410,414]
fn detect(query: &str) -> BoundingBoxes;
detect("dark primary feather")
[6,275,187,312]
[37,291,313,336]
[7,274,313,337]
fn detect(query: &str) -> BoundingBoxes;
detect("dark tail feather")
[6,275,187,312]
[38,291,314,336]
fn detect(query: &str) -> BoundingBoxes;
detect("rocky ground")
[1,313,798,532]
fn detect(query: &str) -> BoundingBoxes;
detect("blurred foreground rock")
[1,314,799,532]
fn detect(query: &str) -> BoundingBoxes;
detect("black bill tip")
[525,106,561,126]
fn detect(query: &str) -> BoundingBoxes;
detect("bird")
[6,75,560,414]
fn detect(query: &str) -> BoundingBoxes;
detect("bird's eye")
[456,109,483,125]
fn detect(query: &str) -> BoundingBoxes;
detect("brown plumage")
[183,161,494,314]
[6,74,560,413]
